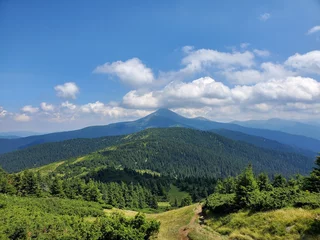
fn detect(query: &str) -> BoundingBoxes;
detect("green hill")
[51,128,313,179]
[0,128,314,177]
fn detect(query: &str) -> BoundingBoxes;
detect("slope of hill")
[212,129,316,158]
[0,136,123,172]
[43,128,314,178]
[1,109,320,155]
[233,118,320,140]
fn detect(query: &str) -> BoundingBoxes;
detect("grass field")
[206,208,320,240]
[104,204,197,240]
[168,184,190,205]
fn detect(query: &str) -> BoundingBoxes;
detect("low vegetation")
[203,155,320,239]
[0,195,160,239]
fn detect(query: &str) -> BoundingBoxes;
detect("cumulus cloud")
[40,102,55,112]
[232,76,320,103]
[93,58,155,88]
[307,25,320,35]
[14,113,31,122]
[54,82,80,99]
[80,101,152,119]
[122,76,320,112]
[285,51,320,75]
[181,49,255,74]
[259,13,271,21]
[222,62,295,84]
[61,101,76,110]
[21,105,39,114]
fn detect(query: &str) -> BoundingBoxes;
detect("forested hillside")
[0,128,314,176]
[212,129,316,158]
[0,136,123,172]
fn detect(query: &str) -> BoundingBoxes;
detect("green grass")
[32,161,65,175]
[158,202,171,207]
[167,184,190,205]
[103,204,197,240]
[206,208,320,240]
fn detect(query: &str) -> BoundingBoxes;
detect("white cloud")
[14,113,31,122]
[54,82,80,99]
[181,49,255,74]
[80,101,151,119]
[232,76,320,103]
[123,77,233,109]
[253,49,270,57]
[61,101,76,110]
[222,62,295,84]
[307,25,320,35]
[240,43,250,49]
[40,102,55,112]
[0,107,8,118]
[93,58,155,88]
[122,76,320,112]
[259,13,271,21]
[285,51,320,75]
[182,45,195,53]
[21,105,39,114]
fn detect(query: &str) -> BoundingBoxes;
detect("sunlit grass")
[207,208,320,240]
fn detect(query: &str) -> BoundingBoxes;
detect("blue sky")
[1,0,320,132]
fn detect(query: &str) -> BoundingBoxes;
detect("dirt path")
[178,204,202,240]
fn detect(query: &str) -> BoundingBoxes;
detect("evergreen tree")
[149,195,158,209]
[272,174,287,188]
[235,164,258,208]
[305,155,320,192]
[84,180,102,202]
[180,195,192,207]
[0,168,16,194]
[257,173,272,191]
[50,177,65,197]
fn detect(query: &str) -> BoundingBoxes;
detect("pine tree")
[257,173,272,191]
[272,174,287,188]
[180,195,192,207]
[235,164,258,208]
[84,180,102,202]
[305,155,320,192]
[50,177,65,197]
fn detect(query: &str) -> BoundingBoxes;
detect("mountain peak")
[153,108,175,115]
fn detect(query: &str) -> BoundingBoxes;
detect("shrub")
[205,193,238,214]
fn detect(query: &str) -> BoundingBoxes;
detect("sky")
[1,0,320,132]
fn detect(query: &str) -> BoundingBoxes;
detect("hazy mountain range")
[0,109,319,155]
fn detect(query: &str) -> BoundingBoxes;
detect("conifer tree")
[272,174,287,188]
[50,177,65,197]
[257,173,272,191]
[305,155,320,192]
[235,164,258,208]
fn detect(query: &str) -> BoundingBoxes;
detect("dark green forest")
[52,128,315,178]
[0,128,314,176]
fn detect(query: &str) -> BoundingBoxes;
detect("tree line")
[0,168,158,210]
[205,155,320,214]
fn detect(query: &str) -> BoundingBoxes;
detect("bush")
[205,193,238,214]
[294,192,320,209]
[249,188,299,211]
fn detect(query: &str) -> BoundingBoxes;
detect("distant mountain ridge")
[233,118,320,140]
[0,108,319,154]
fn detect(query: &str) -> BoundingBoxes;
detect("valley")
[0,110,319,239]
